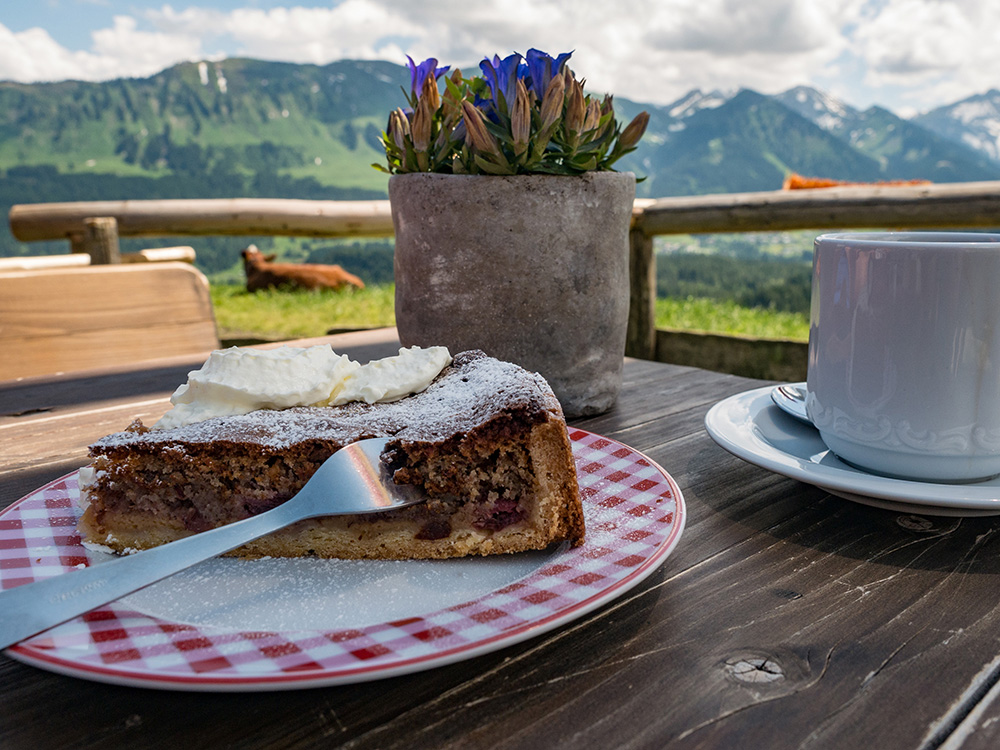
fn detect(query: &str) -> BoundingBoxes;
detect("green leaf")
[474,155,516,175]
[482,118,513,143]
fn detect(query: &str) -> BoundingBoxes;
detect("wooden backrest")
[0,262,219,380]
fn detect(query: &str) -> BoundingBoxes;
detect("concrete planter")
[390,171,636,417]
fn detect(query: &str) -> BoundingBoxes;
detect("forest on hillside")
[306,240,814,316]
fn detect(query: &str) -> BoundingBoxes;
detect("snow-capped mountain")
[914,90,1000,163]
[667,88,732,119]
[774,86,860,135]
[662,89,733,131]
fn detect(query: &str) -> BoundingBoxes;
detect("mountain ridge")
[3,57,999,261]
[915,89,1000,164]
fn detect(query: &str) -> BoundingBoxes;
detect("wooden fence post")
[81,217,121,264]
[626,226,656,360]
[68,232,86,255]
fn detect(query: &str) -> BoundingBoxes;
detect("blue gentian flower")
[406,56,450,99]
[479,52,523,116]
[377,47,649,176]
[524,48,573,99]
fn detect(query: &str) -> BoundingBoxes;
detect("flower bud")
[420,69,441,112]
[539,73,565,131]
[411,97,432,152]
[511,79,531,152]
[618,111,650,150]
[388,108,410,150]
[583,99,601,133]
[461,100,500,156]
[564,78,586,136]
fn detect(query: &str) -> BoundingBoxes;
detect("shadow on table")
[688,441,1000,576]
[0,363,198,416]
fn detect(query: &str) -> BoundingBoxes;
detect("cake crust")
[79,351,584,560]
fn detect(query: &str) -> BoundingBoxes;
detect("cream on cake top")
[154,345,452,430]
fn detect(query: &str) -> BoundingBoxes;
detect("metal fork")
[0,437,422,651]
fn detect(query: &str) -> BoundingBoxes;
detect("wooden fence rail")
[10,180,1000,362]
[9,199,394,244]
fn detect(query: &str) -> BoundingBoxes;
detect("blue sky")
[2,0,996,116]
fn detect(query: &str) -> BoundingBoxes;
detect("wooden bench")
[0,262,219,380]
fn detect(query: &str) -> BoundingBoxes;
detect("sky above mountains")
[2,0,996,117]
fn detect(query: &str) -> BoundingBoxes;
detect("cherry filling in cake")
[79,351,584,560]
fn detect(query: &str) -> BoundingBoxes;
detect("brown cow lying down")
[241,245,365,292]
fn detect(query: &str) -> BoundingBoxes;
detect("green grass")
[210,284,808,344]
[655,296,808,341]
[210,283,396,342]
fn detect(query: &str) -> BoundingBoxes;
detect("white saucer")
[705,385,1000,517]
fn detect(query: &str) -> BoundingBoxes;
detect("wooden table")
[4,328,1000,749]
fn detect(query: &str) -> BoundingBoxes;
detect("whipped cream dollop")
[327,345,454,405]
[154,344,452,430]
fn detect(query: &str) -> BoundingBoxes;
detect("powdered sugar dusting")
[116,552,554,631]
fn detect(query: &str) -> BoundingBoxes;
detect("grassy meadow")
[211,284,396,342]
[654,296,809,340]
[210,283,809,345]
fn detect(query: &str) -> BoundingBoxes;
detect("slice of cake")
[78,350,584,560]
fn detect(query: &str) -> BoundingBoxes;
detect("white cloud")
[645,0,833,56]
[851,0,1000,111]
[0,0,994,113]
[92,16,204,76]
[0,25,90,82]
[0,15,203,83]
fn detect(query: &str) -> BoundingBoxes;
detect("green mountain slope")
[0,57,405,192]
[845,106,1000,181]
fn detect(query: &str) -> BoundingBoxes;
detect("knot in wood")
[896,515,936,532]
[724,655,785,684]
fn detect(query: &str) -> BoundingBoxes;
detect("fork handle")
[0,500,306,652]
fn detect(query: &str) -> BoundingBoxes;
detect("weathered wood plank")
[625,227,656,359]
[633,180,1000,235]
[933,672,1000,749]
[10,198,396,241]
[13,183,1000,246]
[0,262,219,379]
[121,246,196,264]
[0,254,90,272]
[656,327,808,381]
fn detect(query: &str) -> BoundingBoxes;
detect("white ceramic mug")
[806,232,1000,483]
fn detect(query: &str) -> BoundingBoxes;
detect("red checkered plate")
[0,429,684,691]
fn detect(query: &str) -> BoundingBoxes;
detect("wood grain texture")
[10,198,396,241]
[13,183,1000,245]
[4,331,1000,749]
[633,180,1000,235]
[625,227,656,360]
[81,216,120,264]
[0,262,218,379]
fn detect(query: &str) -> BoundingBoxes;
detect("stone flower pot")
[390,171,636,417]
